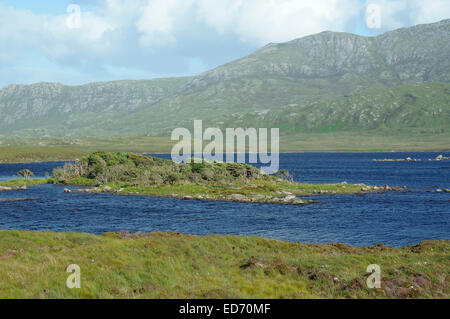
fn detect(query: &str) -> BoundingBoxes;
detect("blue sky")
[0,0,449,87]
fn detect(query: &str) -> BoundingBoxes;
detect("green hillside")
[221,82,450,135]
[0,19,449,147]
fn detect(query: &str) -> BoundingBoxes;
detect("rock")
[63,188,71,193]
[282,195,297,201]
[103,186,112,191]
[183,195,193,200]
[435,155,443,161]
[435,189,443,193]
[445,189,450,193]
[229,194,248,201]
[405,157,412,161]
[0,186,13,191]
[252,194,265,200]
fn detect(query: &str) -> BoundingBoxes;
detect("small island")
[1,151,406,204]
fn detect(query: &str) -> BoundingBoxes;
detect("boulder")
[63,188,71,193]
[229,194,248,201]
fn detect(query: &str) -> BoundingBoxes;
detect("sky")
[0,0,449,88]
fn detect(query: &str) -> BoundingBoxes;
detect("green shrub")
[17,169,34,180]
[51,151,266,187]
[190,159,206,173]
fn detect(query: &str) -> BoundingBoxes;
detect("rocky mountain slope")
[0,19,449,137]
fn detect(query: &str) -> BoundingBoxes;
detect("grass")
[0,136,175,163]
[0,132,449,164]
[280,132,450,152]
[0,146,91,164]
[0,179,47,187]
[0,230,448,299]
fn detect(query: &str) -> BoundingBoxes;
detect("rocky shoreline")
[61,183,409,206]
[373,154,449,162]
[0,185,28,191]
[63,186,318,205]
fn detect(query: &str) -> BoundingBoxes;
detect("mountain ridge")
[0,19,449,138]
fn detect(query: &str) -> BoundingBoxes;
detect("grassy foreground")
[0,230,448,299]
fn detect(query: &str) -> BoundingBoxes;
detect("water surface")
[1,152,449,247]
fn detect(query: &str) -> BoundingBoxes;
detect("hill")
[0,19,449,143]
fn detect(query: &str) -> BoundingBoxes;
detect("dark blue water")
[1,152,449,247]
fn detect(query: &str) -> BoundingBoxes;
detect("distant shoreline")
[1,149,449,164]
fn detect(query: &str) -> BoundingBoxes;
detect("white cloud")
[0,2,115,63]
[365,0,408,30]
[0,0,448,86]
[195,0,361,44]
[409,0,450,25]
[367,0,450,30]
[136,0,186,47]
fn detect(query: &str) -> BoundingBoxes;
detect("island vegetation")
[39,151,401,205]
[0,151,405,204]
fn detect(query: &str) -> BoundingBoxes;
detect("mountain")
[0,19,449,138]
[0,78,191,135]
